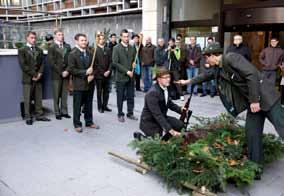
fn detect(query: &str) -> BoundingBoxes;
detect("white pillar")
[142,0,158,45]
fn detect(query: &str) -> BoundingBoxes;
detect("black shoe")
[36,117,51,121]
[61,114,71,118]
[254,173,262,180]
[118,116,125,123]
[200,94,207,97]
[127,114,138,121]
[98,108,104,113]
[133,132,146,141]
[103,106,112,112]
[56,115,62,120]
[26,119,33,125]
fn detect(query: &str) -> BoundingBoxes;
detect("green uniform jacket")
[18,45,44,84]
[48,42,71,80]
[67,47,93,91]
[93,46,112,80]
[190,52,280,116]
[112,43,136,82]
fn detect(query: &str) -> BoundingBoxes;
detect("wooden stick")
[135,167,148,175]
[108,151,150,171]
[87,32,101,83]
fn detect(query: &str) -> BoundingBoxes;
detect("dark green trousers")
[23,82,43,119]
[245,100,284,164]
[52,79,68,115]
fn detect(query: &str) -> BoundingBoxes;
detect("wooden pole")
[108,151,151,171]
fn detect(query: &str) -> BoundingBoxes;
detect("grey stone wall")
[32,13,142,46]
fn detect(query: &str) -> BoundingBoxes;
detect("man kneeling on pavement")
[137,68,185,139]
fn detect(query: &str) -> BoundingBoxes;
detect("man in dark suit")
[112,29,137,122]
[139,68,184,138]
[18,31,51,125]
[68,33,99,133]
[93,33,112,113]
[48,29,71,120]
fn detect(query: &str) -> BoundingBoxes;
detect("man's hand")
[104,70,110,77]
[169,129,181,137]
[250,102,261,113]
[189,60,194,65]
[32,73,41,81]
[62,71,69,78]
[87,75,94,83]
[86,67,93,75]
[204,63,210,68]
[32,76,37,81]
[132,62,136,69]
[127,71,134,78]
[174,79,190,86]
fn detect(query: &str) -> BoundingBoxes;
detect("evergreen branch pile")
[129,113,284,193]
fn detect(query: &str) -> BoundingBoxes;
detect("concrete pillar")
[142,0,158,44]
[142,0,170,45]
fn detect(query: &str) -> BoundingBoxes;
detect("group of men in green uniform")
[18,28,138,132]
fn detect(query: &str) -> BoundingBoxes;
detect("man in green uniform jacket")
[48,29,71,120]
[18,31,51,125]
[112,29,137,122]
[177,43,284,166]
[67,33,99,133]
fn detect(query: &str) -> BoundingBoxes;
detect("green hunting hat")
[202,42,223,55]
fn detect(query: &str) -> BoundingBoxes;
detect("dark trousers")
[135,73,141,91]
[73,88,94,128]
[52,79,68,115]
[23,82,43,119]
[143,116,184,138]
[116,80,134,117]
[169,70,182,99]
[245,100,284,164]
[95,78,110,110]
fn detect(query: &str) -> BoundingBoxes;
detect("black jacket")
[93,46,112,79]
[67,47,94,91]
[140,83,182,134]
[226,43,251,62]
[190,53,280,116]
[154,45,167,66]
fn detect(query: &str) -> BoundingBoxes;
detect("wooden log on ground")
[108,151,151,171]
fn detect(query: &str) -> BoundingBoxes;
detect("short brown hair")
[54,28,63,35]
[26,31,36,38]
[74,33,87,41]
[156,68,170,79]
